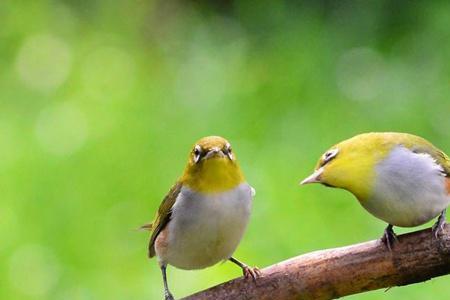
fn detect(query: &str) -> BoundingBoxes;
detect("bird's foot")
[242,265,262,281]
[229,257,261,281]
[432,221,446,239]
[432,210,446,239]
[381,224,398,251]
[164,291,175,300]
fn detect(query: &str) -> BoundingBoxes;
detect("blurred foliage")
[1,0,450,299]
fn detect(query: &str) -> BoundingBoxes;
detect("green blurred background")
[1,0,450,299]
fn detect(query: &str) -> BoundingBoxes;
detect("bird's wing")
[434,150,450,176]
[146,182,182,258]
[411,144,450,176]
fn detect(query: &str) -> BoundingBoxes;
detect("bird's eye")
[322,148,339,165]
[193,145,202,163]
[225,143,233,160]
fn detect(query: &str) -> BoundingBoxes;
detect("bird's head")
[188,136,235,165]
[300,133,394,200]
[182,136,244,193]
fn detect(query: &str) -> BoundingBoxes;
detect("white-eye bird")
[301,132,450,249]
[141,136,260,300]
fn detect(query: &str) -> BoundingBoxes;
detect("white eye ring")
[227,151,233,160]
[193,145,202,163]
[225,143,233,160]
[323,148,339,163]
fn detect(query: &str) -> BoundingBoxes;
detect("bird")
[301,132,450,250]
[141,136,260,300]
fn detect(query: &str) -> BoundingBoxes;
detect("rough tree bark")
[183,225,450,300]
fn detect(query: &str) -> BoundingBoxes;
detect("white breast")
[363,146,450,227]
[156,183,253,270]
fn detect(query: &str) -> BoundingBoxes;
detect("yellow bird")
[301,132,450,249]
[141,136,260,300]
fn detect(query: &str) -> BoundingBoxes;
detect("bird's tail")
[138,223,153,231]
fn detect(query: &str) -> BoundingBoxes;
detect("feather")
[148,182,183,258]
[139,223,153,231]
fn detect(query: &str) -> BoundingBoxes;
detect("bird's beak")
[300,168,323,185]
[205,147,225,159]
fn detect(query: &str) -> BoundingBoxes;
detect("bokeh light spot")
[56,287,93,300]
[174,22,248,110]
[0,206,18,253]
[15,34,72,92]
[35,102,88,156]
[9,244,61,297]
[80,46,136,100]
[336,47,385,102]
[0,121,19,169]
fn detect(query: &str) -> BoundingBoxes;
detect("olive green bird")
[141,136,260,300]
[302,132,450,249]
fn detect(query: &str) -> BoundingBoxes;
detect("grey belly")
[362,194,446,227]
[366,146,450,227]
[161,184,252,269]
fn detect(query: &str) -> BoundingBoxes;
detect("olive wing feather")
[147,182,182,258]
[410,143,450,176]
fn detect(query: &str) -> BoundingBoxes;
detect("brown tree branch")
[183,225,450,300]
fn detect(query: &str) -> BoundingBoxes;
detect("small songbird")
[141,136,260,300]
[301,132,450,249]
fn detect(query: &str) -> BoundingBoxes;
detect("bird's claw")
[242,265,262,281]
[381,226,398,251]
[164,292,174,300]
[432,221,446,239]
[432,210,447,239]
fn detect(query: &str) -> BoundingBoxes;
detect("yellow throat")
[180,136,245,194]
